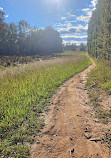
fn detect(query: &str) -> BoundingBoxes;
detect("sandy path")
[30,58,110,158]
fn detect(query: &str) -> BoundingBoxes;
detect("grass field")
[86,59,111,147]
[0,52,91,157]
[86,59,111,123]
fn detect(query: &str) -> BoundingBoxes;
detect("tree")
[18,20,30,55]
[87,0,111,60]
[79,43,86,51]
[0,17,63,56]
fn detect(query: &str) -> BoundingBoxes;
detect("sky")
[0,0,98,45]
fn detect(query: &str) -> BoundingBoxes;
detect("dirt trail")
[30,58,110,158]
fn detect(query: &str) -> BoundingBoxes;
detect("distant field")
[0,52,91,157]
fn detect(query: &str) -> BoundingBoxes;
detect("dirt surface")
[30,58,111,158]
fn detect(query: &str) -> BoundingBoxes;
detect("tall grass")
[86,60,111,94]
[86,60,111,123]
[0,52,91,157]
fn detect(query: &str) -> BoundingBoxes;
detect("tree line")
[63,43,86,51]
[0,11,62,56]
[87,0,111,59]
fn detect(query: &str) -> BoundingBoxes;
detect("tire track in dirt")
[30,58,110,158]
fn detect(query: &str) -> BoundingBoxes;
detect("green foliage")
[0,15,62,56]
[0,53,91,157]
[63,43,86,52]
[1,144,30,158]
[87,0,111,59]
[87,61,111,94]
[86,60,111,124]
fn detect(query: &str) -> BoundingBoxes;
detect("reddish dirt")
[30,58,111,158]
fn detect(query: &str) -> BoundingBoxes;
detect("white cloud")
[54,12,77,28]
[57,27,69,33]
[76,24,88,32]
[0,7,3,11]
[54,0,98,45]
[4,15,9,18]
[82,8,93,17]
[82,8,90,12]
[63,40,87,45]
[66,12,76,17]
[87,11,93,17]
[76,15,90,22]
[57,22,72,32]
[90,0,98,7]
[75,0,98,23]
[77,0,98,23]
[57,23,88,34]
[61,34,87,39]
[54,20,77,28]
[66,20,77,23]
[61,16,67,20]
[54,22,67,27]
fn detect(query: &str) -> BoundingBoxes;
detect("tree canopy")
[87,0,111,59]
[63,43,86,52]
[0,12,62,56]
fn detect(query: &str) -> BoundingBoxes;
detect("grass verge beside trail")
[86,59,111,146]
[0,52,91,157]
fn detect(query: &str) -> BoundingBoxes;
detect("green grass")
[86,59,111,122]
[0,52,91,157]
[87,62,111,92]
[86,58,111,148]
[86,59,111,147]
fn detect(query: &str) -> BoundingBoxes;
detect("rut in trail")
[30,59,110,158]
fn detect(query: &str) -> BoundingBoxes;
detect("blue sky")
[0,0,98,45]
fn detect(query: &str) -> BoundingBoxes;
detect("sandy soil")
[30,58,111,158]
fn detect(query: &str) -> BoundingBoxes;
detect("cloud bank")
[56,0,98,45]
